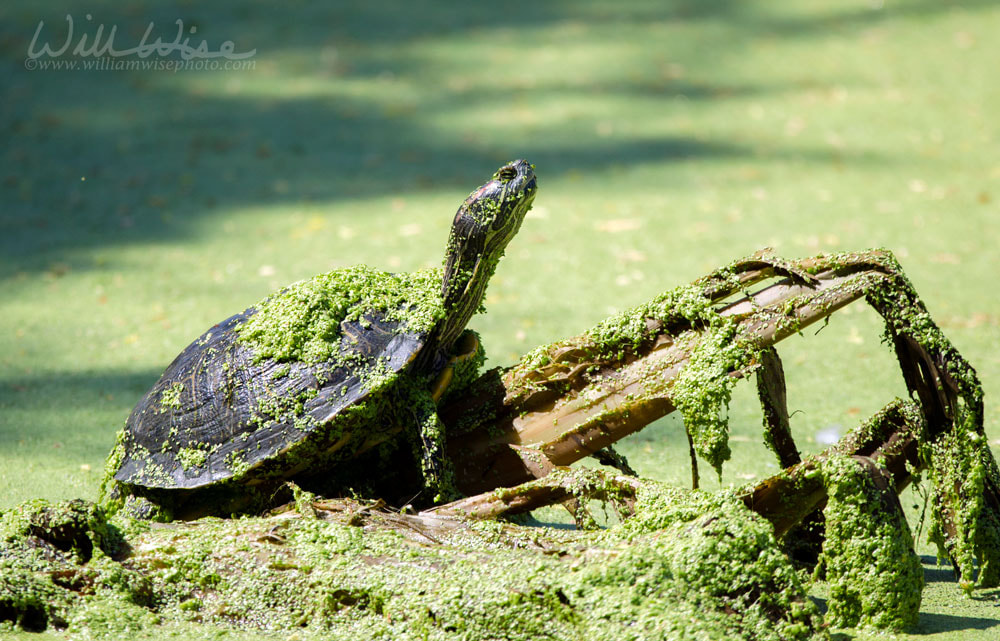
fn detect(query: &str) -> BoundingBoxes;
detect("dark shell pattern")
[114,308,424,490]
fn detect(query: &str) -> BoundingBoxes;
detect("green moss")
[66,593,159,636]
[159,381,184,410]
[587,283,718,361]
[224,449,253,478]
[600,260,783,475]
[247,385,320,433]
[97,427,128,514]
[269,363,291,381]
[0,482,824,640]
[859,254,998,587]
[235,265,445,365]
[510,279,723,379]
[0,568,71,632]
[669,320,753,476]
[596,481,821,640]
[511,271,755,478]
[289,482,319,517]
[406,383,457,503]
[921,419,1000,590]
[176,447,209,471]
[817,455,923,630]
[0,499,134,633]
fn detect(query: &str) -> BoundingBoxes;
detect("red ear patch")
[468,183,492,202]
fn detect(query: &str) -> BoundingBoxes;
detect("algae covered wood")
[430,248,1000,632]
[438,251,908,489]
[0,475,824,640]
[6,250,997,639]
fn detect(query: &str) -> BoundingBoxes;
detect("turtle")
[100,159,537,520]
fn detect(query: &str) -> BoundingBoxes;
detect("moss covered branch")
[4,249,996,638]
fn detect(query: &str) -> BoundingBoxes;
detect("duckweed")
[816,455,923,630]
[63,250,997,639]
[159,382,184,411]
[0,478,822,640]
[236,265,445,365]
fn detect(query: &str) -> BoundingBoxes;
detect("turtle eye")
[497,166,518,182]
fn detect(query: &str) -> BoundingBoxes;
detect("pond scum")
[0,480,821,640]
[2,250,997,639]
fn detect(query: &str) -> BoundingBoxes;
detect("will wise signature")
[27,14,256,60]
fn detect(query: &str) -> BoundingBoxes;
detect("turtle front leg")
[403,384,460,504]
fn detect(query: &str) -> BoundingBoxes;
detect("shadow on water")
[813,558,1000,637]
[0,368,161,440]
[3,0,999,457]
[814,593,998,637]
[921,554,958,583]
[917,611,999,634]
[2,0,966,274]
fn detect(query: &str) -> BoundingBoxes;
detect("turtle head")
[435,159,536,352]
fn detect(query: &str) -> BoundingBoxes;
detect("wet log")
[440,250,903,494]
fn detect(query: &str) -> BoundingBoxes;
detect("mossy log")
[1,475,823,639]
[5,249,998,638]
[431,249,999,585]
[439,251,992,488]
[438,250,886,492]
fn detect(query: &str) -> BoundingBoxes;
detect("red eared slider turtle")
[101,160,537,520]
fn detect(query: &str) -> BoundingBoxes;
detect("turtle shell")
[113,266,443,490]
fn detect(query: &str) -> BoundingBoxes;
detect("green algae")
[513,267,753,478]
[668,319,753,476]
[246,384,320,432]
[586,284,717,360]
[0,479,822,640]
[599,481,821,640]
[0,498,122,564]
[856,251,999,588]
[236,265,446,365]
[0,499,140,633]
[921,421,1000,590]
[406,383,458,503]
[816,455,923,630]
[517,281,721,375]
[159,382,184,411]
[176,447,209,472]
[0,568,72,632]
[95,428,131,518]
